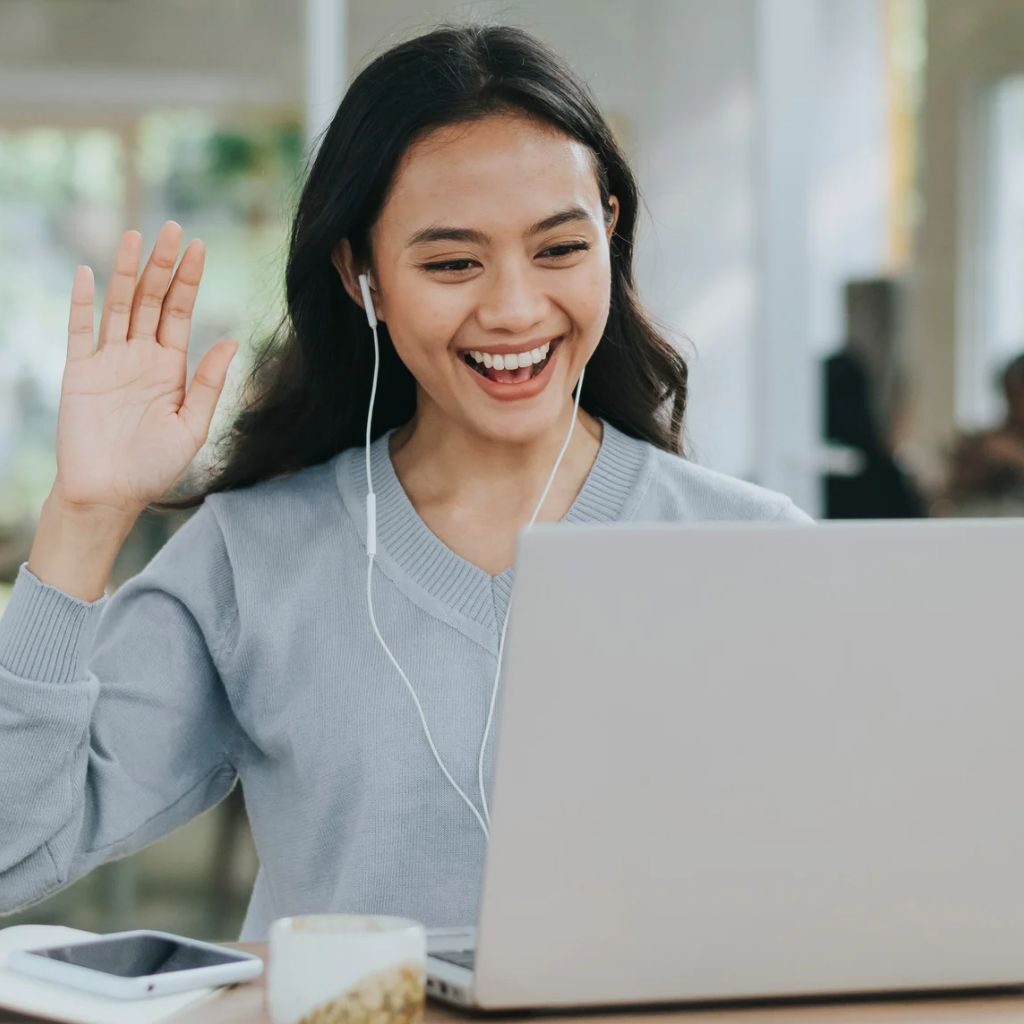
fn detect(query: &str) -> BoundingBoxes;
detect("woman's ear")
[605,196,620,243]
[331,238,384,322]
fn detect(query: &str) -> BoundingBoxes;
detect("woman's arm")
[27,486,139,603]
[0,499,241,914]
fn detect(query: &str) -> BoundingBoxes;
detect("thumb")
[178,339,239,448]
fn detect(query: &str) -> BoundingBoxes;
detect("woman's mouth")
[461,337,563,384]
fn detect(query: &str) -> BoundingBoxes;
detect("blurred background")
[2,0,1024,939]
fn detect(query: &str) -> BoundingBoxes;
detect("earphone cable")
[366,555,491,838]
[364,316,491,838]
[358,272,582,840]
[476,366,585,827]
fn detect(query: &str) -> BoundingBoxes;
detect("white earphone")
[358,271,378,330]
[356,270,584,840]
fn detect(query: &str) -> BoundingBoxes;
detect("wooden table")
[7,944,1024,1024]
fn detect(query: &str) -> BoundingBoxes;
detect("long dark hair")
[154,22,689,512]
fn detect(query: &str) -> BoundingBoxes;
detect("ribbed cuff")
[0,562,109,684]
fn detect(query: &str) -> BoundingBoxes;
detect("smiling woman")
[332,113,616,443]
[0,22,810,949]
[148,23,689,517]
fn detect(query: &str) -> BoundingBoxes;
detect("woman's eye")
[541,242,590,259]
[422,242,590,274]
[424,259,478,273]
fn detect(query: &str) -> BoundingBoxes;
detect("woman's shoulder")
[203,454,345,533]
[623,430,812,524]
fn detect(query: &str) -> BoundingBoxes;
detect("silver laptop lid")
[474,520,1024,1008]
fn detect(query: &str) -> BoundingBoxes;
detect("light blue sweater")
[0,420,811,939]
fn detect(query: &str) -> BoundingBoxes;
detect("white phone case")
[0,925,228,1024]
[6,927,262,1001]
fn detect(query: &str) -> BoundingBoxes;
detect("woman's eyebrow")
[405,204,593,247]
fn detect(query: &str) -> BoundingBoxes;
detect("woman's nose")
[475,260,549,334]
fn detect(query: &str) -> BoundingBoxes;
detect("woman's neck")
[389,404,603,529]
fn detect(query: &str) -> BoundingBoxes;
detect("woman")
[0,24,810,941]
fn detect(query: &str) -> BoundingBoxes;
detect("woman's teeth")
[471,340,550,370]
[463,339,560,383]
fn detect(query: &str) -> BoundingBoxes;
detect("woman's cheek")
[566,265,611,337]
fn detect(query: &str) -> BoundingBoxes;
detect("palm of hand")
[54,221,238,515]
[58,339,199,514]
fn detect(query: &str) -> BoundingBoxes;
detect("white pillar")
[305,0,348,155]
[752,0,820,515]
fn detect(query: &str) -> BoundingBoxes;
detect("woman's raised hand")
[53,221,239,517]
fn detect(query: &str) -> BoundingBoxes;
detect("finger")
[128,220,183,342]
[97,230,142,349]
[178,340,239,449]
[66,266,96,362]
[156,240,205,352]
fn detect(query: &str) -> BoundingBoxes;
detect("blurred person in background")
[0,23,810,942]
[937,352,1024,517]
[822,347,925,519]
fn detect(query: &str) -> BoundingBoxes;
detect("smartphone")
[7,929,264,999]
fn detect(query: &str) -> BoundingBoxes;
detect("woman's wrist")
[26,487,140,602]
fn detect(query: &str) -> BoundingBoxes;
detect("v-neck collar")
[336,418,653,633]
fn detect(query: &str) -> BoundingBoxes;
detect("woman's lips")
[463,337,560,381]
[458,337,564,402]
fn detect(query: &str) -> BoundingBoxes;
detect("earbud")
[357,271,377,329]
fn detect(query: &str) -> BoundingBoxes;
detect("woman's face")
[339,112,619,445]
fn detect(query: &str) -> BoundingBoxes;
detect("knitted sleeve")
[0,498,240,915]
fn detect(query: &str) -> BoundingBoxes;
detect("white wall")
[979,76,1024,423]
[629,1,758,477]
[810,0,889,356]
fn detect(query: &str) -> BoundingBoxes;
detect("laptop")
[425,518,1024,1010]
